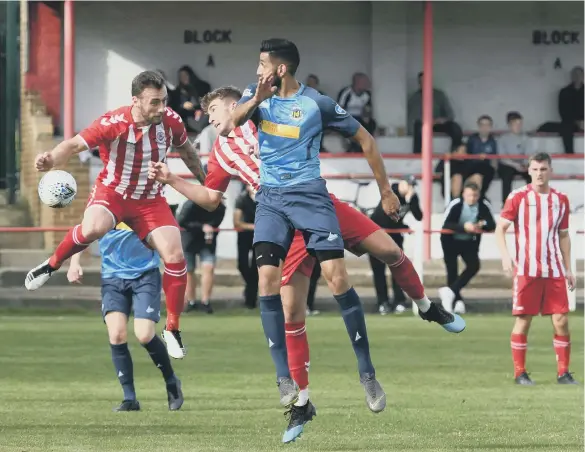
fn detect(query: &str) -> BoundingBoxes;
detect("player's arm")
[495,195,518,275]
[232,79,276,127]
[35,135,89,171]
[352,126,392,196]
[558,198,576,289]
[175,139,206,185]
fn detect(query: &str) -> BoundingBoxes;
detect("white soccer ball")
[38,170,78,208]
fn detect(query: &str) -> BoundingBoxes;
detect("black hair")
[477,115,493,124]
[463,181,480,192]
[260,38,300,75]
[131,71,165,97]
[506,111,523,123]
[528,152,552,166]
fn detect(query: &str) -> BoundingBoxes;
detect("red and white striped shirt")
[79,106,188,200]
[205,121,261,193]
[501,184,570,278]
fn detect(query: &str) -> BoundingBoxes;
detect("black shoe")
[282,400,317,443]
[113,399,141,411]
[418,301,466,333]
[514,372,535,385]
[162,329,186,359]
[167,378,184,410]
[558,372,579,385]
[185,302,198,313]
[200,302,213,314]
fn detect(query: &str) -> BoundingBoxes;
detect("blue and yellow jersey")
[99,222,160,280]
[239,83,360,187]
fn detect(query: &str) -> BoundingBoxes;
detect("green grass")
[0,312,582,452]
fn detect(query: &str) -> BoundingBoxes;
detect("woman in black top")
[369,177,423,314]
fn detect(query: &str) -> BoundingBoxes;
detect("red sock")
[285,322,310,390]
[163,261,187,331]
[48,225,91,269]
[511,333,527,377]
[553,335,571,376]
[388,251,425,300]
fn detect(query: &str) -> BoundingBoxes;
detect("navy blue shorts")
[253,178,344,254]
[101,268,162,323]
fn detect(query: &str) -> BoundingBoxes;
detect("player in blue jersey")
[67,223,183,412]
[232,38,401,425]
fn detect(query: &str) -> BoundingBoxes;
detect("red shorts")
[281,194,381,286]
[512,275,569,316]
[86,183,178,241]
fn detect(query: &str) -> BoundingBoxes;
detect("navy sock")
[260,294,290,380]
[334,288,375,376]
[110,343,136,401]
[142,335,176,385]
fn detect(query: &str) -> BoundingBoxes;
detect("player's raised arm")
[175,139,206,185]
[35,135,89,172]
[232,78,276,127]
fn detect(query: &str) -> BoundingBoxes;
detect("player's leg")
[25,185,120,290]
[511,275,542,385]
[102,277,140,411]
[132,198,187,359]
[199,247,217,314]
[131,269,185,408]
[543,278,577,384]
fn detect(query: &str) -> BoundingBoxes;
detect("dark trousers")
[369,233,406,306]
[537,121,581,154]
[307,264,321,311]
[237,232,258,308]
[413,120,463,154]
[465,161,495,198]
[441,238,480,300]
[497,163,531,204]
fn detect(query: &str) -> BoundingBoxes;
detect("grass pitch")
[0,311,582,452]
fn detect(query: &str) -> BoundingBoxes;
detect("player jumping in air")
[149,85,465,442]
[495,152,578,386]
[67,223,184,411]
[24,71,206,360]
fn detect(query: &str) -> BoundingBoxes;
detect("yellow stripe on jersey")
[115,222,133,231]
[259,120,300,139]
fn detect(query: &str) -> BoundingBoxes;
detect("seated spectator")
[537,66,584,154]
[436,144,467,200]
[440,181,495,314]
[177,197,226,314]
[305,74,324,95]
[408,72,463,154]
[348,105,378,152]
[497,112,532,203]
[169,65,211,133]
[337,72,372,122]
[464,115,497,198]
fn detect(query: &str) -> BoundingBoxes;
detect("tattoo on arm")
[177,140,205,184]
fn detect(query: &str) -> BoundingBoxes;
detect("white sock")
[414,296,432,313]
[294,388,309,407]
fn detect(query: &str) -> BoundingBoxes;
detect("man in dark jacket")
[439,181,495,314]
[464,115,497,198]
[233,185,258,309]
[369,176,423,314]
[177,198,226,314]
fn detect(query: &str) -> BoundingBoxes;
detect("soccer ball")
[38,170,78,208]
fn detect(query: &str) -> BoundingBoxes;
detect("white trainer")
[24,258,54,291]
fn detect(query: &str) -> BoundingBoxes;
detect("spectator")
[337,72,372,121]
[169,65,211,133]
[465,115,497,198]
[305,74,324,95]
[348,105,378,153]
[195,123,219,155]
[233,185,258,309]
[537,66,584,154]
[408,72,463,154]
[440,181,495,314]
[177,198,226,314]
[497,112,532,203]
[369,176,423,315]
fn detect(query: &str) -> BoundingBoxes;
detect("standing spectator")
[177,198,226,314]
[169,65,211,133]
[465,115,498,198]
[497,112,532,204]
[233,185,258,309]
[369,176,423,315]
[337,72,372,122]
[305,74,324,95]
[408,72,463,154]
[439,182,495,314]
[538,66,584,154]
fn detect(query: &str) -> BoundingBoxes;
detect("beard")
[271,72,282,89]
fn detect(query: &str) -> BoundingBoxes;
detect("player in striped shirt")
[149,85,466,443]
[495,152,578,385]
[25,71,206,360]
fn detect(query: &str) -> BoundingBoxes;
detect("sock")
[510,333,527,378]
[48,225,92,269]
[110,343,136,401]
[295,388,309,407]
[334,288,375,376]
[285,322,310,391]
[163,261,187,331]
[260,294,290,379]
[142,335,176,384]
[553,334,571,376]
[388,251,429,311]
